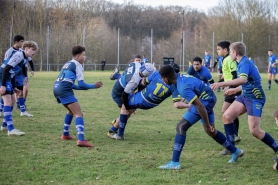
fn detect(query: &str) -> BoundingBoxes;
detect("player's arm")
[1,65,13,87]
[272,59,278,67]
[213,59,218,68]
[28,59,35,76]
[211,77,246,90]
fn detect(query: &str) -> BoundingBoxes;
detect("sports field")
[0,71,277,185]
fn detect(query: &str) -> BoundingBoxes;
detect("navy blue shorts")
[235,94,265,117]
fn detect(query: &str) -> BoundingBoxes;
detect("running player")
[266,50,278,90]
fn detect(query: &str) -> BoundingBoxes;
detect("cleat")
[110,134,124,140]
[266,88,271,91]
[235,136,242,143]
[77,140,93,148]
[107,130,117,137]
[272,151,278,162]
[158,161,181,170]
[228,148,244,163]
[1,126,7,131]
[219,149,231,155]
[20,111,33,117]
[61,135,74,140]
[8,129,25,136]
[110,66,119,80]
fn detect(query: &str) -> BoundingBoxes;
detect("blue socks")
[76,117,85,141]
[63,114,73,136]
[261,132,278,153]
[118,114,128,137]
[172,134,186,162]
[18,97,26,112]
[213,130,237,153]
[224,123,235,146]
[4,106,14,131]
[268,80,271,89]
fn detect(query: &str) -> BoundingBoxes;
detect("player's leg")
[271,70,278,84]
[59,95,92,148]
[17,85,32,117]
[267,71,272,90]
[60,105,74,140]
[110,66,120,80]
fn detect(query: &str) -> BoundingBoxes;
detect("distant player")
[53,45,103,148]
[142,55,149,64]
[0,41,38,136]
[108,63,190,139]
[215,55,223,92]
[267,50,278,90]
[202,51,212,72]
[187,56,214,85]
[211,42,278,170]
[109,56,155,140]
[158,65,243,170]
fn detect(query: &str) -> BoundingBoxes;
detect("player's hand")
[210,82,222,91]
[94,81,103,88]
[30,71,34,77]
[272,63,276,67]
[224,88,236,95]
[223,86,229,93]
[14,88,23,97]
[0,86,6,95]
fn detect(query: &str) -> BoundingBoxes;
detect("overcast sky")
[110,0,220,12]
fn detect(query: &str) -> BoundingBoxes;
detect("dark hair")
[14,35,24,43]
[169,62,180,73]
[72,45,85,56]
[159,65,176,79]
[273,109,278,118]
[134,54,141,59]
[193,57,202,63]
[268,49,273,52]
[217,40,231,52]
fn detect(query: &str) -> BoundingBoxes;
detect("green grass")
[0,71,277,185]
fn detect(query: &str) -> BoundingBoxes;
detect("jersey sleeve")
[186,66,194,75]
[124,69,141,94]
[171,88,181,102]
[4,48,13,61]
[75,62,84,81]
[238,62,249,79]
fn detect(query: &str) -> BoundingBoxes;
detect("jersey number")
[153,83,168,97]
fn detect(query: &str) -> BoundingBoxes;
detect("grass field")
[0,71,278,185]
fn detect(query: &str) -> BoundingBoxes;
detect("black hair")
[72,45,85,56]
[134,54,141,59]
[268,49,273,52]
[159,65,176,79]
[14,35,24,43]
[169,62,180,73]
[193,56,202,63]
[217,40,231,52]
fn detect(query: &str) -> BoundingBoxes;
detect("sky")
[110,0,220,12]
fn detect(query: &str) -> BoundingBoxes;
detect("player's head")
[159,65,177,85]
[273,109,278,124]
[140,63,155,77]
[13,35,24,48]
[205,51,209,55]
[22,41,39,57]
[230,42,246,61]
[268,49,273,56]
[169,62,180,73]
[134,54,142,63]
[192,57,202,71]
[72,45,86,63]
[217,40,230,57]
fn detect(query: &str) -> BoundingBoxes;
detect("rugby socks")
[213,130,237,153]
[261,132,278,152]
[224,123,235,146]
[18,97,26,112]
[109,126,118,132]
[63,114,73,136]
[234,118,239,137]
[76,117,85,141]
[118,114,128,137]
[172,134,186,162]
[268,80,271,89]
[0,98,4,113]
[4,106,14,131]
[275,79,278,84]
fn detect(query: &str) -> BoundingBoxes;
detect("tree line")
[0,0,277,71]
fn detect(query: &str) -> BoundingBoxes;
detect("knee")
[204,125,216,137]
[176,118,191,136]
[223,112,233,123]
[249,128,260,138]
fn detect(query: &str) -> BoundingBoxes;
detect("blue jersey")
[53,59,84,98]
[0,50,27,78]
[216,56,223,69]
[269,54,277,69]
[129,71,180,109]
[203,55,212,66]
[142,57,149,64]
[176,74,213,104]
[237,56,265,100]
[187,65,213,85]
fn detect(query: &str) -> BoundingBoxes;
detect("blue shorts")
[15,73,24,87]
[205,64,210,69]
[183,93,216,125]
[111,81,124,107]
[56,95,78,105]
[235,94,265,117]
[268,67,277,75]
[128,93,157,110]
